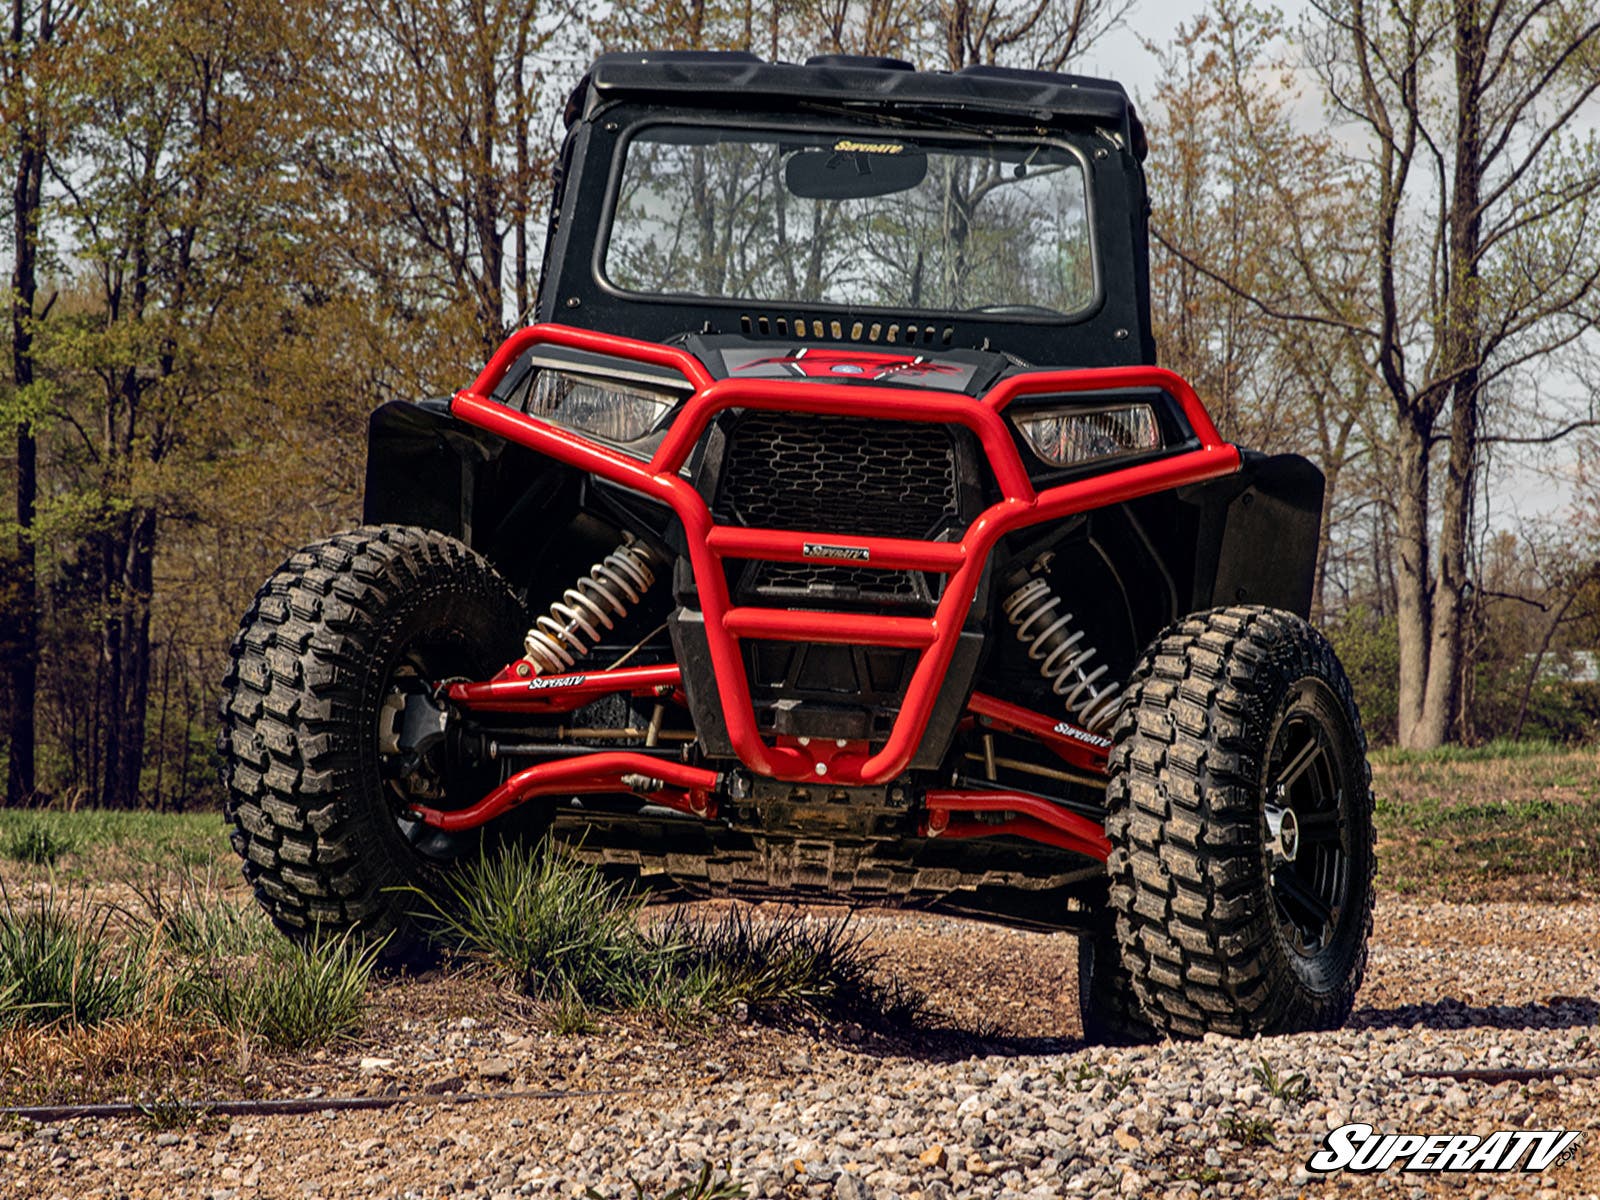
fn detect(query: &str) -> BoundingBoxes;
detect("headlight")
[527,370,679,442]
[1013,403,1161,468]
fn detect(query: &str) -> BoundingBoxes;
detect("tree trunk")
[511,14,530,323]
[1393,413,1433,749]
[5,428,37,805]
[1310,463,1336,624]
[4,0,45,806]
[1419,372,1478,746]
[1415,0,1487,747]
[107,506,155,809]
[97,502,155,810]
[478,61,503,347]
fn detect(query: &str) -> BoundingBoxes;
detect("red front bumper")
[445,323,1239,790]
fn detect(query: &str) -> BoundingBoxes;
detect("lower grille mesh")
[751,561,924,602]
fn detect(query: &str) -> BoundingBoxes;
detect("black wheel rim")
[1263,683,1353,960]
[376,631,493,864]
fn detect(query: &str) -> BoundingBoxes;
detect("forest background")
[3,0,1599,810]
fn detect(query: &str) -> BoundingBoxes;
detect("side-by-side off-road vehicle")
[220,51,1374,1040]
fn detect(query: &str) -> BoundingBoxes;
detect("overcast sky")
[1080,0,1232,105]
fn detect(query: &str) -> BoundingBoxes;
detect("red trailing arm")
[409,754,719,833]
[922,789,1111,861]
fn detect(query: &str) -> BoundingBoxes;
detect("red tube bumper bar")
[409,753,720,833]
[450,323,1240,788]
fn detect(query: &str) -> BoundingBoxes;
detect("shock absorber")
[521,539,660,674]
[1002,569,1122,730]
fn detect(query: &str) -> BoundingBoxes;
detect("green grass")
[0,872,372,1052]
[547,984,600,1036]
[1372,743,1600,899]
[414,839,657,1005]
[420,841,922,1028]
[1221,1112,1276,1147]
[1252,1056,1313,1103]
[1371,737,1568,766]
[0,886,152,1029]
[585,1164,747,1200]
[180,935,378,1050]
[1,822,78,866]
[1054,1062,1137,1093]
[640,906,922,1022]
[125,866,277,958]
[0,810,228,874]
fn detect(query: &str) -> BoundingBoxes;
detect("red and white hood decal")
[721,345,981,392]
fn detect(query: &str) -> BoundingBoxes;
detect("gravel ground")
[1,897,1596,1200]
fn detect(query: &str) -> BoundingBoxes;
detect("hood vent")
[738,312,954,348]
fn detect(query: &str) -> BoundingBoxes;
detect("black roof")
[572,51,1146,159]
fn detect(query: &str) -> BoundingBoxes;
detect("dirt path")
[2,896,1597,1200]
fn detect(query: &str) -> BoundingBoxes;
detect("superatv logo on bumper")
[803,543,871,562]
[1309,1123,1583,1172]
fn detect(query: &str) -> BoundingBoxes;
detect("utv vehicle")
[220,51,1374,1040]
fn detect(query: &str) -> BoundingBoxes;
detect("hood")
[686,334,1013,398]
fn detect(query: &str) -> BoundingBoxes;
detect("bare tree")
[1154,0,1600,747]
[1301,0,1600,747]
[931,0,1132,69]
[1146,4,1381,621]
[606,0,1131,70]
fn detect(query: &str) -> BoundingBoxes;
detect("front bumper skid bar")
[446,323,1239,788]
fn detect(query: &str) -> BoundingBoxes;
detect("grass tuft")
[1252,1056,1313,1102]
[0,876,377,1102]
[422,841,921,1028]
[547,984,600,1036]
[2,822,77,866]
[1055,1061,1137,1093]
[1221,1112,1276,1147]
[644,907,923,1024]
[0,886,150,1029]
[136,1096,225,1133]
[586,1163,747,1200]
[0,1011,233,1105]
[181,934,378,1050]
[125,867,276,958]
[414,840,652,1005]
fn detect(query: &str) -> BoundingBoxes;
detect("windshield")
[603,123,1095,317]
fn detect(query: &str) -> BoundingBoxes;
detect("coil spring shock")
[521,539,660,674]
[1002,573,1122,731]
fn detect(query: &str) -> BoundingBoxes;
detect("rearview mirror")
[785,141,928,200]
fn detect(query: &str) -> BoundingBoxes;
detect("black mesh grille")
[751,561,924,602]
[718,412,959,538]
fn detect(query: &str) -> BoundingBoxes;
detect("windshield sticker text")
[832,139,904,154]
